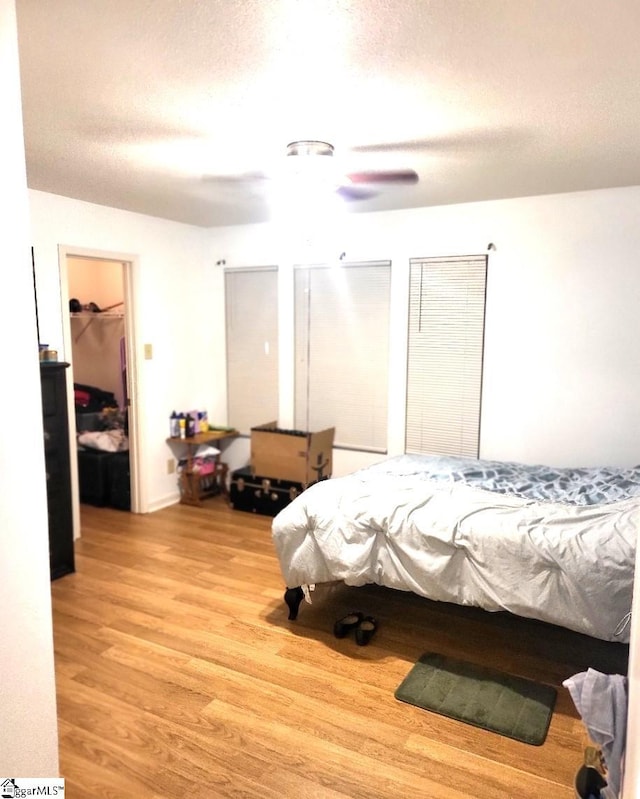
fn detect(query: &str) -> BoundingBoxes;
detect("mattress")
[271,455,639,642]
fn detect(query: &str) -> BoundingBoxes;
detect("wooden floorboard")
[51,498,628,798]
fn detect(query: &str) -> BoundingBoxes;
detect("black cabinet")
[40,362,75,579]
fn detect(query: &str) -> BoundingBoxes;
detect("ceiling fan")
[202,139,419,202]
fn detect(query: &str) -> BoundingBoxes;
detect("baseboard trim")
[147,493,181,513]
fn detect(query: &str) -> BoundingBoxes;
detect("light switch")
[144,343,153,360]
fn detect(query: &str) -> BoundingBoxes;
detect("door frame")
[58,244,145,535]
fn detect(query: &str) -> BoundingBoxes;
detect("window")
[225,267,278,434]
[294,261,390,451]
[405,255,487,457]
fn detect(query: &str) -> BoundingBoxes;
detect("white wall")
[209,185,640,476]
[29,190,215,510]
[0,0,59,777]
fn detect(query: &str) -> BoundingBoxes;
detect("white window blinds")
[405,255,487,457]
[225,267,278,434]
[294,261,390,451]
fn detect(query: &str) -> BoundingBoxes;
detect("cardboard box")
[250,421,335,485]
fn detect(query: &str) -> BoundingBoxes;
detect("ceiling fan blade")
[336,185,380,201]
[201,170,268,183]
[350,139,435,154]
[351,129,526,154]
[345,169,419,185]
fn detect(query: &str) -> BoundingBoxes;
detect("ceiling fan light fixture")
[286,140,335,158]
[281,140,341,198]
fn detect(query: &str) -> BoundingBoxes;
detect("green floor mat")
[395,652,557,746]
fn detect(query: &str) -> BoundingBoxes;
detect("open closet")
[68,256,131,511]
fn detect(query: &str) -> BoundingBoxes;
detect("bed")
[271,454,639,642]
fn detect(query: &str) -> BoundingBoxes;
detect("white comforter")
[272,470,638,642]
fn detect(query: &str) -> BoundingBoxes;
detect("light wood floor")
[51,498,628,798]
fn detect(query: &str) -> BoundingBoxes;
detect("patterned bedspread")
[358,454,640,506]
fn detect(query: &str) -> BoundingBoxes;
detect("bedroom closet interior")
[68,255,131,512]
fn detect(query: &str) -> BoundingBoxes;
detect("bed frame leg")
[284,586,304,620]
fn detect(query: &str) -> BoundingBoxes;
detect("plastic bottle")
[186,414,196,438]
[178,414,186,439]
[170,411,179,438]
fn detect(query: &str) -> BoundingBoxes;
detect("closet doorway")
[59,246,143,539]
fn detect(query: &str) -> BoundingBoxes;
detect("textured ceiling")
[15,1,640,227]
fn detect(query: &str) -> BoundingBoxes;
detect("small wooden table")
[167,429,238,506]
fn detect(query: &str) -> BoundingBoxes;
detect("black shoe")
[355,616,378,646]
[334,611,364,638]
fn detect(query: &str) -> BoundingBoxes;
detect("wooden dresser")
[40,362,75,579]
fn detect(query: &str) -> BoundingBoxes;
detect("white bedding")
[271,464,638,642]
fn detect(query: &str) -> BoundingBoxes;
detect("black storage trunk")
[229,467,304,517]
[108,451,131,510]
[77,449,130,510]
[77,448,112,506]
